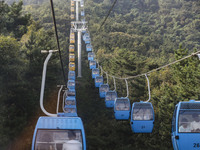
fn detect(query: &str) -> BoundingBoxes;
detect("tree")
[0,1,31,39]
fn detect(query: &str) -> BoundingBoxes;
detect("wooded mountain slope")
[0,0,199,149]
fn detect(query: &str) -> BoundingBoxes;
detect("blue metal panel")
[34,117,83,129]
[130,120,154,133]
[58,112,78,117]
[177,134,200,150]
[114,110,130,120]
[105,100,115,108]
[32,117,86,150]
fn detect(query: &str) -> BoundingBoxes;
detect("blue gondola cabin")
[114,97,130,120]
[130,102,154,133]
[88,52,95,61]
[95,76,103,88]
[68,71,75,80]
[89,60,96,69]
[105,91,117,108]
[92,68,99,79]
[99,84,109,98]
[86,44,92,52]
[171,100,200,150]
[67,80,75,90]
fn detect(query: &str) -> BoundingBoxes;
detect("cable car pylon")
[71,0,87,78]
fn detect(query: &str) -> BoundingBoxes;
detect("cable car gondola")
[89,60,96,69]
[81,10,85,16]
[70,14,75,20]
[80,0,84,7]
[88,52,95,61]
[64,105,77,117]
[67,80,75,90]
[67,89,76,98]
[99,84,109,98]
[84,36,90,44]
[82,30,86,34]
[114,97,130,120]
[171,100,200,150]
[69,62,75,71]
[69,53,75,62]
[71,7,75,12]
[69,44,75,52]
[32,117,86,150]
[105,91,117,108]
[95,76,103,88]
[70,37,75,44]
[65,96,76,106]
[68,71,75,80]
[92,68,99,79]
[130,102,154,133]
[64,96,77,117]
[70,32,75,39]
[71,0,74,6]
[83,33,89,41]
[86,44,92,52]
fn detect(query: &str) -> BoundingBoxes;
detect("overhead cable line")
[50,0,67,85]
[97,50,200,80]
[98,0,118,32]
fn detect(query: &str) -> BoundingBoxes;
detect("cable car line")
[96,50,200,81]
[49,0,67,86]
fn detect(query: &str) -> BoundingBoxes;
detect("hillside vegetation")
[0,0,199,149]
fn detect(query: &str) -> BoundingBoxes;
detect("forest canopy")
[0,0,199,149]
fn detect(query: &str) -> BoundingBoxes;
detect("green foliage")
[0,0,199,149]
[0,2,61,148]
[0,35,25,147]
[0,1,31,38]
[173,46,200,99]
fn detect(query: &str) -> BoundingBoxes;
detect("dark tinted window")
[35,130,83,150]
